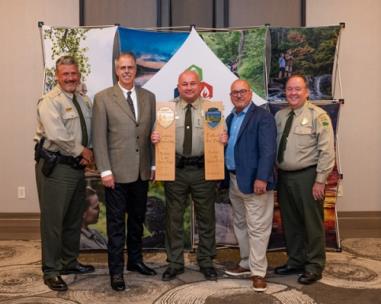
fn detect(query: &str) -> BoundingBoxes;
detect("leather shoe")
[61,262,95,275]
[274,264,304,275]
[200,267,218,281]
[44,276,68,291]
[127,261,157,275]
[110,274,126,291]
[298,271,322,285]
[162,267,184,281]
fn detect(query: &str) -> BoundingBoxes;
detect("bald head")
[230,79,253,112]
[177,70,202,103]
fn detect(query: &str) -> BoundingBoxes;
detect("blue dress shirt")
[225,103,251,170]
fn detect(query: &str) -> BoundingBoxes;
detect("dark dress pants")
[164,166,216,270]
[278,166,326,275]
[36,160,86,279]
[105,178,148,275]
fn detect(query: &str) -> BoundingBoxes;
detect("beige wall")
[1,1,379,212]
[307,0,381,211]
[0,0,79,212]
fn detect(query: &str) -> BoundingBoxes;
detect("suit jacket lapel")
[136,87,145,123]
[236,103,255,142]
[112,85,136,121]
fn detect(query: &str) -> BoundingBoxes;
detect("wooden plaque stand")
[203,101,225,180]
[155,102,176,181]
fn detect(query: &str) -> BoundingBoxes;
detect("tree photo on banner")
[42,25,117,101]
[268,26,341,101]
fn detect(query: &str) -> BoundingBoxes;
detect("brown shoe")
[252,276,267,292]
[225,265,251,276]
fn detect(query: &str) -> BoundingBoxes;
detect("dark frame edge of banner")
[301,0,306,26]
[79,0,85,26]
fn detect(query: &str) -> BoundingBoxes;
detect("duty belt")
[175,154,204,168]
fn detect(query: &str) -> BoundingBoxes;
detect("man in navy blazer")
[224,79,276,292]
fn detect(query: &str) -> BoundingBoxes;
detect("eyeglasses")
[230,89,249,97]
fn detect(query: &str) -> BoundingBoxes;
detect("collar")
[81,227,94,238]
[179,97,202,110]
[232,102,252,116]
[290,100,308,117]
[118,82,135,95]
[57,85,75,99]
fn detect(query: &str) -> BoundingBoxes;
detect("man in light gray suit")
[92,52,156,292]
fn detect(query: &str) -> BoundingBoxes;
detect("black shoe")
[274,264,304,275]
[298,272,322,285]
[110,274,126,291]
[127,261,157,275]
[44,276,68,291]
[200,267,218,281]
[161,267,184,281]
[61,262,95,275]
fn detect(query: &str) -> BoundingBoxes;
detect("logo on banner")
[205,107,221,128]
[174,64,214,99]
[157,107,175,128]
[200,82,213,98]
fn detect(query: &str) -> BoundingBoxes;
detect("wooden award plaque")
[155,102,176,181]
[203,101,225,180]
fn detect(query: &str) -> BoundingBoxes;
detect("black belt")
[279,165,317,174]
[175,154,204,168]
[39,148,84,170]
[56,154,85,169]
[228,170,236,175]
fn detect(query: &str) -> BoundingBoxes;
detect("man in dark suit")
[92,52,156,292]
[223,79,277,292]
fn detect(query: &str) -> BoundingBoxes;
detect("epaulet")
[310,103,326,115]
[44,86,61,100]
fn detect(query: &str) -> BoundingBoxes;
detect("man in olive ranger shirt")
[35,56,94,291]
[151,70,227,282]
[274,75,335,285]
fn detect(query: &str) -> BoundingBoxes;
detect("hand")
[151,131,160,144]
[81,147,93,165]
[150,170,156,182]
[253,179,267,195]
[312,182,325,201]
[219,130,228,145]
[102,174,115,189]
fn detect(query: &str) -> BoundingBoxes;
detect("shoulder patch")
[318,113,330,128]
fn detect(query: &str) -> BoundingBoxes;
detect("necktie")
[183,103,192,156]
[126,91,136,119]
[72,94,88,147]
[277,110,294,164]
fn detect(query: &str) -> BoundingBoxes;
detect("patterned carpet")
[0,239,381,303]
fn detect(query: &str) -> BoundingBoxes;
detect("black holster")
[34,137,83,176]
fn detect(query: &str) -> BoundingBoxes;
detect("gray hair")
[55,55,78,70]
[114,52,137,69]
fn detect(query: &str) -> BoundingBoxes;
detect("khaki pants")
[229,173,274,277]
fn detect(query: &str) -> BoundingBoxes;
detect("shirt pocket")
[62,111,79,131]
[294,125,316,148]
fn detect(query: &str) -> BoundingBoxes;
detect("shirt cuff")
[315,172,329,184]
[100,170,112,178]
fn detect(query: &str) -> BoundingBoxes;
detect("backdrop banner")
[40,25,342,251]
